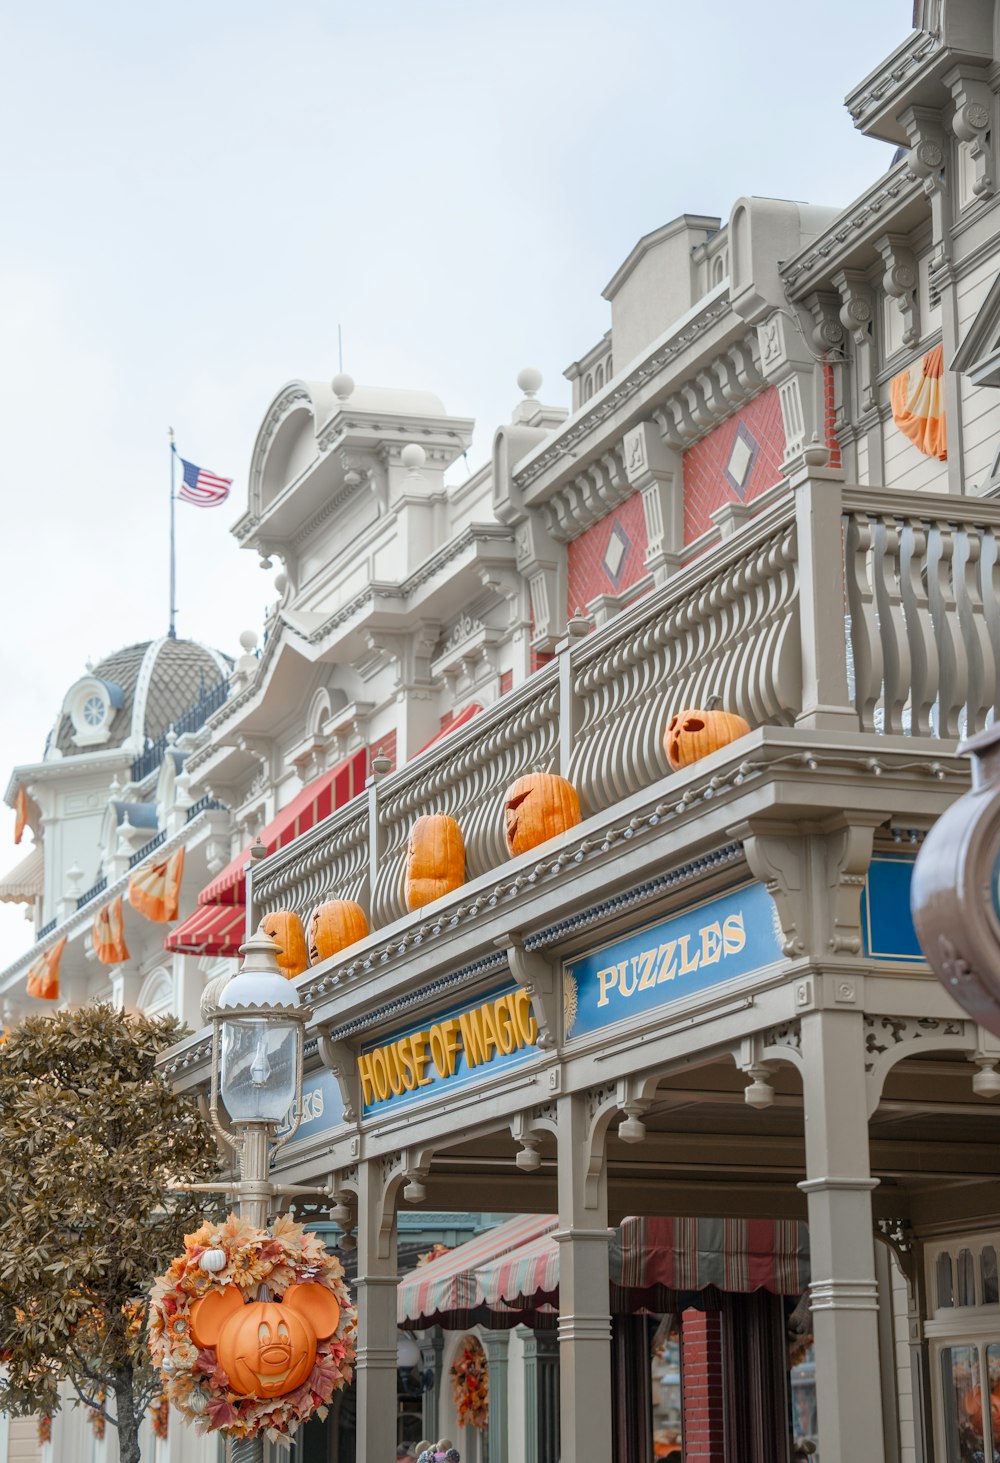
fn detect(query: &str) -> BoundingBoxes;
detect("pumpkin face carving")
[664,705,751,771]
[504,773,581,857]
[308,900,369,965]
[405,814,464,911]
[189,1282,340,1399]
[260,910,308,980]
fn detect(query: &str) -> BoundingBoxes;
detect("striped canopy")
[428,1215,810,1328]
[398,1214,557,1328]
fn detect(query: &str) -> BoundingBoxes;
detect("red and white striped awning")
[165,901,247,957]
[411,1215,810,1328]
[397,1214,557,1328]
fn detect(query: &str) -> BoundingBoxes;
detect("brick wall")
[681,1308,726,1461]
[566,489,649,619]
[498,669,513,697]
[823,356,842,469]
[682,386,786,543]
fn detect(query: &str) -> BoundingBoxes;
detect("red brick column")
[681,1307,725,1461]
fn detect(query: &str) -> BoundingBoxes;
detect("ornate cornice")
[844,29,940,126]
[781,165,924,294]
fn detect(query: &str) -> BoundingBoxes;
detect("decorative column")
[555,1093,613,1463]
[790,461,857,732]
[622,421,683,586]
[799,1008,886,1463]
[482,1331,510,1463]
[421,1327,444,1444]
[518,1326,560,1463]
[681,1308,725,1462]
[355,1158,400,1462]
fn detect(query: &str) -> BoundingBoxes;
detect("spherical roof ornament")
[239,630,259,654]
[331,372,355,402]
[400,443,427,472]
[517,366,543,399]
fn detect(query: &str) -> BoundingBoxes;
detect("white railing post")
[792,459,858,731]
[556,610,592,776]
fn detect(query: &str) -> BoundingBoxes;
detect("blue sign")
[358,984,540,1119]
[863,855,922,961]
[277,1066,344,1142]
[563,880,784,1041]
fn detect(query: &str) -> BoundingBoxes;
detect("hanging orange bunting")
[26,937,66,1001]
[890,343,947,460]
[93,894,130,965]
[13,787,27,846]
[128,847,185,923]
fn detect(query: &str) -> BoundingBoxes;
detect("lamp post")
[201,926,312,1463]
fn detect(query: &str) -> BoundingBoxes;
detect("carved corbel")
[622,421,683,585]
[729,337,764,395]
[317,1032,360,1124]
[681,379,716,434]
[875,234,921,348]
[901,105,950,265]
[818,818,880,955]
[504,936,559,1049]
[832,269,876,412]
[946,66,994,199]
[583,1083,621,1209]
[804,291,846,357]
[754,309,821,467]
[732,820,807,957]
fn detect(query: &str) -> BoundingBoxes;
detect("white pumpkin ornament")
[199,1247,227,1274]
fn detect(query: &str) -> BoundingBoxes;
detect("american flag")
[177,457,232,507]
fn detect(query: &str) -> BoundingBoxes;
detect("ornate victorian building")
[9,2,1000,1460]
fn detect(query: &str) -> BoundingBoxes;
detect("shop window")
[958,1249,977,1307]
[942,1345,986,1460]
[984,1247,999,1306]
[651,1315,683,1458]
[939,1251,955,1308]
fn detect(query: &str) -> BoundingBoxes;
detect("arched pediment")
[248,380,337,519]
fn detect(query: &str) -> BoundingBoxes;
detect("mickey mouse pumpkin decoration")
[188,1282,341,1399]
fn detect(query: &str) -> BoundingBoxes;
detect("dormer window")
[64,676,124,748]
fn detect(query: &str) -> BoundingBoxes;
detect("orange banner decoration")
[890,343,947,460]
[26,937,66,1001]
[128,847,184,924]
[93,894,130,965]
[13,787,27,846]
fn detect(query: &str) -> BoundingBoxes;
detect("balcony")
[251,469,999,927]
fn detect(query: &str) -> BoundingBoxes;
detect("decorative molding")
[781,166,921,293]
[844,30,940,125]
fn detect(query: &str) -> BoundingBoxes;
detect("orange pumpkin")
[664,702,750,771]
[504,773,581,856]
[308,900,369,965]
[260,910,308,979]
[189,1282,341,1400]
[405,814,464,911]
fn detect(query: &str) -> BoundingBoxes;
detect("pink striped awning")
[398,1213,557,1328]
[474,1215,810,1319]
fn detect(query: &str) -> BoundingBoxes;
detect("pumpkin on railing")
[308,899,369,965]
[504,772,581,856]
[260,910,308,979]
[664,697,751,771]
[405,814,465,911]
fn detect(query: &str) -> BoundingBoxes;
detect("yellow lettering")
[397,1039,416,1092]
[655,941,678,983]
[459,1007,488,1067]
[700,921,723,967]
[357,1052,375,1107]
[597,963,620,1007]
[440,1018,461,1075]
[637,947,658,991]
[723,912,746,955]
[493,996,515,1054]
[369,1047,390,1102]
[383,1043,405,1096]
[513,989,537,1046]
[409,1032,433,1086]
[677,933,701,975]
[618,958,637,998]
[479,1002,500,1061]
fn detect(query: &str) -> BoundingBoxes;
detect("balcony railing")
[37,917,57,939]
[186,795,227,822]
[76,876,108,910]
[130,677,230,783]
[129,829,167,868]
[250,475,1000,925]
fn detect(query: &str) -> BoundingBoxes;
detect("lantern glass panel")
[220,1015,298,1123]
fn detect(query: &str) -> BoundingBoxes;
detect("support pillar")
[421,1327,444,1445]
[355,1159,400,1462]
[799,1008,886,1462]
[482,1331,510,1463]
[555,1093,613,1463]
[681,1308,725,1462]
[518,1326,560,1463]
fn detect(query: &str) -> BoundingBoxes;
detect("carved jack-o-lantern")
[189,1282,341,1399]
[504,773,581,857]
[260,910,309,980]
[308,900,369,965]
[664,703,750,771]
[405,814,464,911]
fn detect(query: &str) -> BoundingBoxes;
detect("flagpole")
[168,428,177,640]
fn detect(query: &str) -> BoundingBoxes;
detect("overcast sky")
[0,0,909,965]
